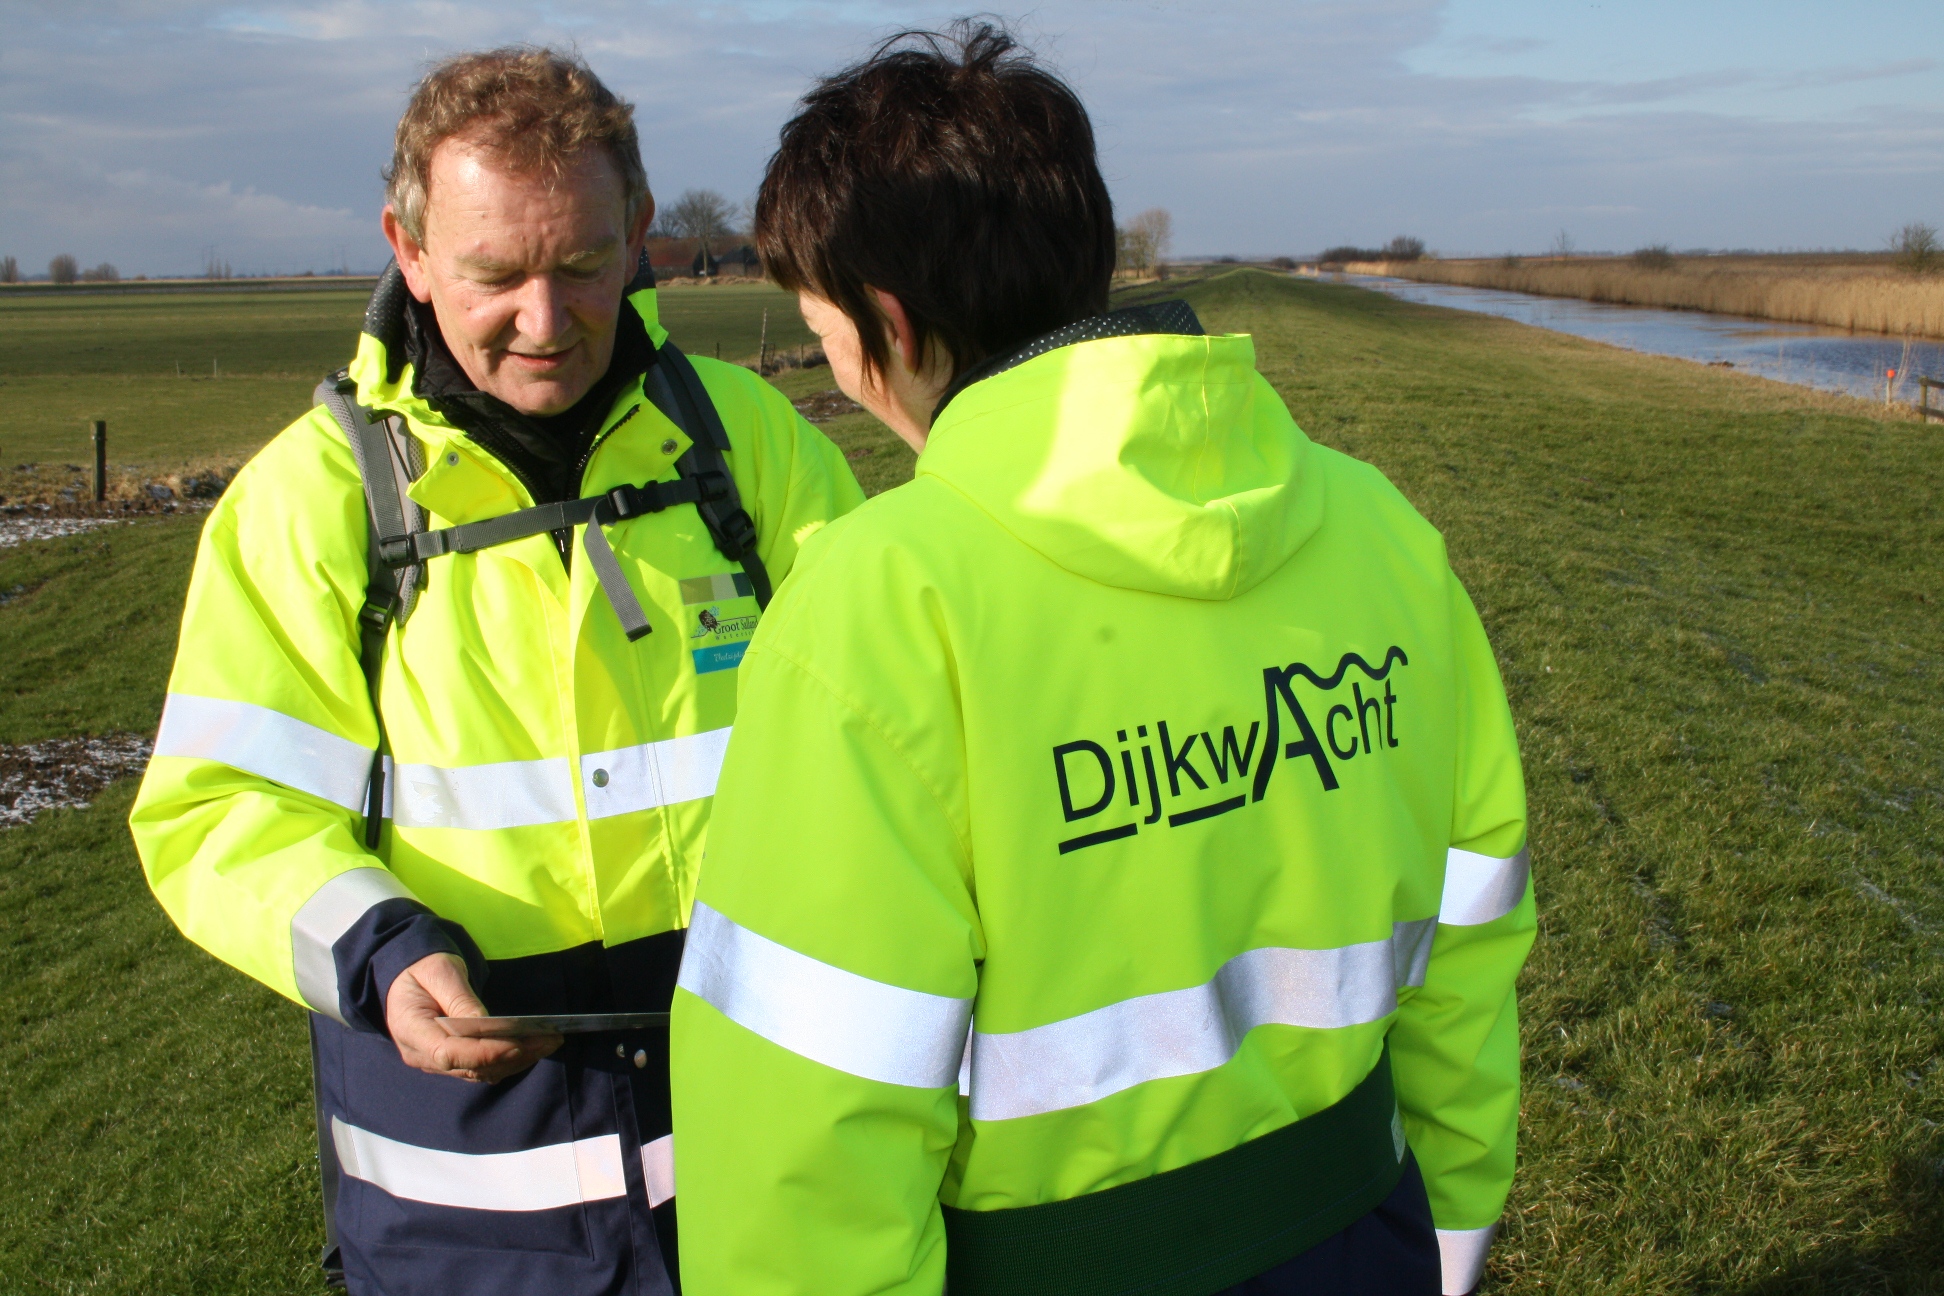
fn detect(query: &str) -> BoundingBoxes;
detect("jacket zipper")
[575,402,641,493]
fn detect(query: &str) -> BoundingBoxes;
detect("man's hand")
[386,952,562,1084]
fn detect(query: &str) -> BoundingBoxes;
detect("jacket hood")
[917,328,1325,601]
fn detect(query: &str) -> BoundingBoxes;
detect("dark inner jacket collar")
[929,298,1205,425]
[403,296,655,506]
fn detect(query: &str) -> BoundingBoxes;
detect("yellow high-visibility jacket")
[131,272,863,1293]
[673,305,1532,1296]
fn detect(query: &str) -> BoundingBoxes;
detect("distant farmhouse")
[646,238,761,281]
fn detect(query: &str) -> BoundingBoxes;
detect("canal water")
[1334,273,1944,411]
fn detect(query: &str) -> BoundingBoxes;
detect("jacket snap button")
[615,1043,626,1059]
[592,768,610,788]
[660,439,678,456]
[445,451,459,466]
[633,1050,648,1069]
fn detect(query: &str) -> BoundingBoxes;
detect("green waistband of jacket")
[942,1047,1404,1296]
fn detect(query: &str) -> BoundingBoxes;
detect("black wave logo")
[1282,646,1409,692]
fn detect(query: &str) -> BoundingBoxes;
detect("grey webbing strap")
[581,522,653,641]
[319,343,766,653]
[410,498,599,558]
[314,375,421,849]
[652,345,773,608]
[347,411,415,569]
[317,378,426,619]
[396,477,715,562]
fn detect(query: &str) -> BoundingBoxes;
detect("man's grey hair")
[386,46,650,242]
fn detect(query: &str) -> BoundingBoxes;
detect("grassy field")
[0,279,818,489]
[4,270,1941,1292]
[1353,253,1944,339]
[1123,271,1943,1292]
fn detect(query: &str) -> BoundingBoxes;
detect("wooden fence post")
[91,421,107,502]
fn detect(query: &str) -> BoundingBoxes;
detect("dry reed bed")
[1348,257,1944,339]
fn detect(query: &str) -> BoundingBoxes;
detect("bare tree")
[1551,229,1575,259]
[665,189,739,251]
[0,256,18,284]
[1892,222,1940,275]
[49,254,78,284]
[80,262,120,283]
[1116,208,1173,276]
[1133,208,1173,265]
[1382,235,1425,261]
[1132,208,1172,271]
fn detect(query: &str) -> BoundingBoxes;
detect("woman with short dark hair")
[671,23,1532,1296]
[754,23,1117,430]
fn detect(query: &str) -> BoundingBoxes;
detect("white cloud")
[0,145,370,276]
[0,0,1938,271]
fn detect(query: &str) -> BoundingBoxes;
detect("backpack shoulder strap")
[644,344,774,608]
[312,369,425,847]
[314,370,427,627]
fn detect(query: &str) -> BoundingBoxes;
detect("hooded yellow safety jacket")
[671,305,1533,1296]
[129,275,863,1294]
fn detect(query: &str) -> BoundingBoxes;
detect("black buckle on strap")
[715,507,759,559]
[375,535,418,567]
[604,475,721,524]
[357,599,393,632]
[605,484,644,521]
[689,469,734,506]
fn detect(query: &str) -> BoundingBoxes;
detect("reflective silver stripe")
[291,867,418,1022]
[153,693,371,812]
[1393,915,1437,988]
[1436,1224,1497,1295]
[967,919,1437,1123]
[641,1134,675,1208]
[678,901,971,1088]
[1441,846,1530,926]
[582,727,732,819]
[389,756,576,830]
[332,1118,626,1212]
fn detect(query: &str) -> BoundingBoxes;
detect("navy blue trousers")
[1218,1153,1442,1296]
[315,932,684,1296]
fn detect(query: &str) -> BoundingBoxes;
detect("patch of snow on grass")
[0,734,153,827]
[0,516,124,548]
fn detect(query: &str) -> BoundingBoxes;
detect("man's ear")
[868,288,923,375]
[381,205,434,304]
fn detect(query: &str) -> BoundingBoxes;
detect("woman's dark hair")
[756,21,1116,388]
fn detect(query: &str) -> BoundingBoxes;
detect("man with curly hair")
[134,47,861,1295]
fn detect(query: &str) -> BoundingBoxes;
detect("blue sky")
[1,0,1938,275]
[1410,0,1941,119]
